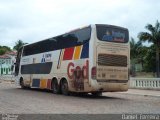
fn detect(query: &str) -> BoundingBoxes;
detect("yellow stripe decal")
[40,79,47,88]
[74,45,82,60]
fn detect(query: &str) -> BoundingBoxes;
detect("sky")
[0,0,160,48]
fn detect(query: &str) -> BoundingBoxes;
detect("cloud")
[0,0,160,48]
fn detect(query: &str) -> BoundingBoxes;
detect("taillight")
[91,67,96,79]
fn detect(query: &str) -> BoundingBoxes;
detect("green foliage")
[130,38,147,73]
[13,40,27,51]
[0,46,11,55]
[130,37,142,60]
[143,45,156,72]
[138,20,160,44]
[0,49,5,55]
[138,20,160,76]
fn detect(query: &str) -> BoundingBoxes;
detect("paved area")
[120,89,160,97]
[0,81,160,114]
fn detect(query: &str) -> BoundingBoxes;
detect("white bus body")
[15,24,129,95]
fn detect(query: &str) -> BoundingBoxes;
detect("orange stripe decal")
[40,79,47,89]
[74,45,82,60]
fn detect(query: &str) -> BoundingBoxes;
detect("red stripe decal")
[63,47,75,60]
[47,79,52,89]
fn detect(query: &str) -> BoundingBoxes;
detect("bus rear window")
[96,25,129,43]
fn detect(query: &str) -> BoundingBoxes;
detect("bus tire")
[78,92,88,96]
[52,79,59,94]
[20,78,25,89]
[61,79,69,95]
[91,92,102,96]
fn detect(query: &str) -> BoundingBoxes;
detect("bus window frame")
[96,24,129,43]
[22,26,91,57]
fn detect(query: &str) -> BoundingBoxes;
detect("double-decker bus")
[15,24,129,96]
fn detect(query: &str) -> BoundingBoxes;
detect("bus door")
[29,58,36,86]
[23,57,35,87]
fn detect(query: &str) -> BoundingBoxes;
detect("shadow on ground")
[10,87,127,100]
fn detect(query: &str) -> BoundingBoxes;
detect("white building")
[0,51,17,75]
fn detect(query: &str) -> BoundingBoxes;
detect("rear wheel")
[61,80,69,95]
[52,79,59,94]
[78,92,88,96]
[20,78,25,89]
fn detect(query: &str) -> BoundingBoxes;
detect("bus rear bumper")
[90,81,129,92]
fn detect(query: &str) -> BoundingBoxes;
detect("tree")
[0,49,5,55]
[130,38,144,76]
[138,46,148,69]
[143,45,156,72]
[138,20,160,77]
[13,40,27,51]
[130,37,142,60]
[0,46,11,55]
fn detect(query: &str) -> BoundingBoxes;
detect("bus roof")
[23,25,92,47]
[22,24,128,48]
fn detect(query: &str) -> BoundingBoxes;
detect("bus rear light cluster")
[91,66,96,79]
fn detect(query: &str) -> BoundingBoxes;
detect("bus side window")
[62,33,78,48]
[76,27,91,45]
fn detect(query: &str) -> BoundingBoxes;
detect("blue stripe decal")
[32,79,40,87]
[81,42,89,59]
